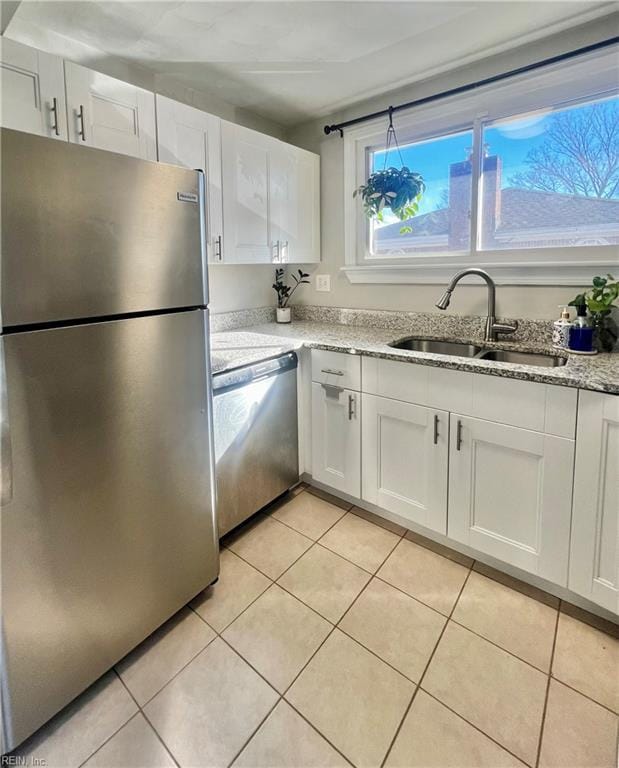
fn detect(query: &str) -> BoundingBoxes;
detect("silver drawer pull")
[348,393,356,420]
[321,368,344,376]
[321,383,344,398]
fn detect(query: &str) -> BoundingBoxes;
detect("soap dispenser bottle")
[569,302,594,353]
[552,306,572,349]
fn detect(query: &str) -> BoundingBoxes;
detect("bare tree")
[509,101,619,199]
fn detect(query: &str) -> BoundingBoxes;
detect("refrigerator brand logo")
[177,192,199,204]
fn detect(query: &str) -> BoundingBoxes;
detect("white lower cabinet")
[569,391,619,613]
[311,382,360,497]
[448,414,574,585]
[362,394,448,533]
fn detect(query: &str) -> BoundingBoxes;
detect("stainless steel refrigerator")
[0,129,219,752]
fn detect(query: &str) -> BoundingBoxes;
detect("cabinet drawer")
[312,350,361,391]
[362,356,471,413]
[362,356,576,438]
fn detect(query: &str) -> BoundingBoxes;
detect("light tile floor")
[15,487,619,768]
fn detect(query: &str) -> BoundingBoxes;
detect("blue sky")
[371,95,618,226]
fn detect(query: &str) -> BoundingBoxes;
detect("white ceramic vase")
[276,307,291,323]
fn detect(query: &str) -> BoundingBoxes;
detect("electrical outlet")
[316,274,331,292]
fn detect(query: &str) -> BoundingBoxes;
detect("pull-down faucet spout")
[435,268,518,342]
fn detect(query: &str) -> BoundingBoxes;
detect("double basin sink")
[389,338,567,368]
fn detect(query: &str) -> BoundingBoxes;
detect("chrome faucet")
[435,268,518,342]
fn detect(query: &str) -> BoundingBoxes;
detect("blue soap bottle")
[569,303,594,352]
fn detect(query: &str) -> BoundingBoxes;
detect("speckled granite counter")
[210,319,618,395]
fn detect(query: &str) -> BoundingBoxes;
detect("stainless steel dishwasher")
[213,353,299,536]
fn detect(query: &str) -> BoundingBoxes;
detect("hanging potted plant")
[353,108,425,234]
[569,274,618,352]
[272,268,310,323]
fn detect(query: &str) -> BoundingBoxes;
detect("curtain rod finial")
[324,124,344,137]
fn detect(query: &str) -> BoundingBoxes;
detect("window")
[343,47,619,284]
[370,129,473,256]
[480,96,619,250]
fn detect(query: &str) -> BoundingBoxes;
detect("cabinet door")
[64,61,156,160]
[0,37,67,140]
[448,414,574,584]
[362,395,448,533]
[270,143,320,264]
[156,95,223,262]
[569,391,618,614]
[221,121,274,263]
[311,383,360,497]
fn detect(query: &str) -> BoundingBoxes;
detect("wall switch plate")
[316,274,331,292]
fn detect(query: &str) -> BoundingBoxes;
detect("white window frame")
[343,46,619,285]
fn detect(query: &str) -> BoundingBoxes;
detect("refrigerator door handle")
[0,338,12,506]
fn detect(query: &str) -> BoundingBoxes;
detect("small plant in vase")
[569,275,618,352]
[273,268,310,323]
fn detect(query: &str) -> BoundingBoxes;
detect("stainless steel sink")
[477,349,567,367]
[388,338,483,357]
[388,337,568,367]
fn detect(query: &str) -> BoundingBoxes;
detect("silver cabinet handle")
[321,368,344,376]
[1,338,13,507]
[348,393,356,420]
[50,97,60,136]
[215,235,223,262]
[456,419,463,451]
[321,382,344,397]
[433,414,439,445]
[272,241,280,263]
[77,104,86,141]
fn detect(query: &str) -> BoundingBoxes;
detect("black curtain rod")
[323,36,619,137]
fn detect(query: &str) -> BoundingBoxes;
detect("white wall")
[286,16,617,320]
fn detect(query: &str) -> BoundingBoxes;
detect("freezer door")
[1,129,207,327]
[0,310,218,750]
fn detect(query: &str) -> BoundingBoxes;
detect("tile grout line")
[545,675,619,716]
[75,710,144,768]
[380,563,474,768]
[534,606,561,768]
[121,625,219,711]
[417,688,532,768]
[112,670,181,768]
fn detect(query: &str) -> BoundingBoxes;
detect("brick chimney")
[448,159,472,250]
[480,155,502,249]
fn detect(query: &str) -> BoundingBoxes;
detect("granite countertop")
[210,320,619,395]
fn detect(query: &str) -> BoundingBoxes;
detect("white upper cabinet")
[64,61,156,160]
[448,414,574,585]
[270,142,320,264]
[0,38,67,140]
[221,120,320,264]
[156,95,223,262]
[569,391,619,614]
[221,121,274,263]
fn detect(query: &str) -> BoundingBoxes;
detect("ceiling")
[5,1,616,126]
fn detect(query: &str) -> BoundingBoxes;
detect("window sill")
[342,258,618,286]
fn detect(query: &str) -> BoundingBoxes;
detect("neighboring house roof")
[375,187,619,242]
